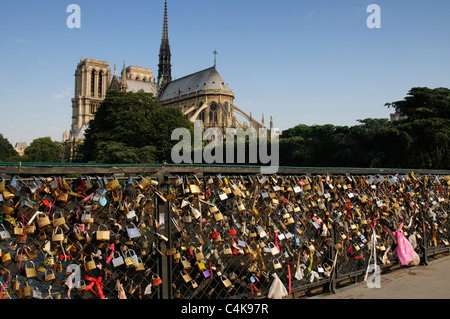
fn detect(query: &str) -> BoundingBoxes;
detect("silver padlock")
[126,222,141,239]
[0,224,11,240]
[111,251,125,268]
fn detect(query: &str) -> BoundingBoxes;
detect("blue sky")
[0,0,449,146]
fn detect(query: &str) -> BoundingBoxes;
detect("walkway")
[310,255,450,299]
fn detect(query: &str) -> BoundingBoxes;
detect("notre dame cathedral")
[64,1,275,161]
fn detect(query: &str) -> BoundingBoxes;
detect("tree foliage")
[0,134,18,161]
[80,90,192,163]
[23,137,62,162]
[280,87,450,169]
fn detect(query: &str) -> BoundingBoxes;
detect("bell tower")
[157,0,172,90]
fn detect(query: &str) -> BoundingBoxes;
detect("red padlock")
[210,231,219,239]
[228,228,236,236]
[152,275,162,287]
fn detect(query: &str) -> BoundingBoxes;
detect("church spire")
[158,0,172,89]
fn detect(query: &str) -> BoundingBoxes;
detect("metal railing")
[0,164,448,299]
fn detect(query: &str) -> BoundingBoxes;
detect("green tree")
[386,87,450,121]
[23,137,62,162]
[81,90,192,163]
[0,133,18,161]
[387,87,450,169]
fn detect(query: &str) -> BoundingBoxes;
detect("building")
[14,142,27,156]
[64,1,274,160]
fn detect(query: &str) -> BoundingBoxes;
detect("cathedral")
[65,1,274,160]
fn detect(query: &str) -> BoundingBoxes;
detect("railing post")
[156,171,171,299]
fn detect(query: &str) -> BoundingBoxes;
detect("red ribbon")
[347,199,352,218]
[85,276,105,299]
[249,282,258,299]
[287,263,292,295]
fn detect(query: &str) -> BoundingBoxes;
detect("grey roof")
[126,79,159,96]
[160,66,233,101]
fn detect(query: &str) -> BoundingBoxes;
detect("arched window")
[209,103,218,126]
[98,71,103,97]
[90,70,95,97]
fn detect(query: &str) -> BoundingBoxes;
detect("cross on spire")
[213,50,218,66]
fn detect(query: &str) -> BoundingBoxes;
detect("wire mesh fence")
[0,166,449,299]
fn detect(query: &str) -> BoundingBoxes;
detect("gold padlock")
[134,258,145,271]
[221,275,232,288]
[44,269,56,281]
[84,256,96,272]
[36,212,51,228]
[96,224,110,241]
[52,212,66,227]
[24,261,37,278]
[273,259,282,270]
[52,227,65,242]
[181,270,192,283]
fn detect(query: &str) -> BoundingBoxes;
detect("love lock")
[126,222,141,239]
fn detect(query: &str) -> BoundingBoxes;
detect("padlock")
[52,211,66,227]
[0,223,11,240]
[44,269,56,281]
[78,280,87,292]
[16,233,27,244]
[124,249,138,267]
[138,176,151,190]
[222,244,233,255]
[194,248,204,261]
[73,227,85,241]
[209,205,219,213]
[106,176,121,191]
[44,254,55,266]
[139,235,149,249]
[36,212,51,228]
[181,257,191,269]
[214,211,224,221]
[24,222,36,235]
[14,222,24,235]
[81,212,93,224]
[202,268,211,278]
[84,256,96,272]
[8,175,21,193]
[221,275,232,288]
[111,251,125,268]
[183,211,192,223]
[52,226,65,242]
[189,183,201,195]
[24,261,37,278]
[152,274,162,287]
[15,248,28,262]
[96,224,110,241]
[134,258,145,271]
[1,250,11,263]
[20,282,32,299]
[256,225,267,238]
[219,190,228,200]
[191,207,201,219]
[126,222,141,239]
[181,270,192,283]
[209,230,219,240]
[268,242,280,255]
